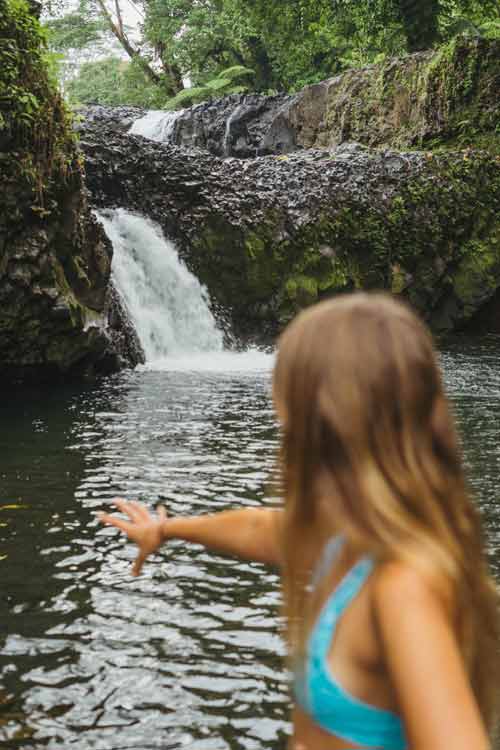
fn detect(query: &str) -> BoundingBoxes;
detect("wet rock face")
[83,93,295,158]
[75,37,499,344]
[170,93,295,158]
[78,105,145,134]
[288,37,500,152]
[79,121,500,338]
[0,0,144,382]
[0,180,145,382]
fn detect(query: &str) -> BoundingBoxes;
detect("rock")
[284,37,500,153]
[106,93,295,158]
[76,105,145,133]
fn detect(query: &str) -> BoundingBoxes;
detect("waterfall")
[222,103,247,157]
[98,209,224,362]
[129,110,184,143]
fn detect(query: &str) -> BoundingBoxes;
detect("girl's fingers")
[156,504,167,522]
[97,513,133,535]
[130,500,151,521]
[132,551,147,577]
[112,498,143,522]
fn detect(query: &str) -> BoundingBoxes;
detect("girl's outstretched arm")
[374,562,490,750]
[98,499,283,576]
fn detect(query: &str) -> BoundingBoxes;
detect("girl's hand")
[98,498,167,576]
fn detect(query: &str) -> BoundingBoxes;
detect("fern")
[204,78,232,91]
[166,86,208,110]
[217,65,254,82]
[164,67,254,110]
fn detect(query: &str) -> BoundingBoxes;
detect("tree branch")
[94,0,161,84]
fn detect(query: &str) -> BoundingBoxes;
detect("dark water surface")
[1,340,499,749]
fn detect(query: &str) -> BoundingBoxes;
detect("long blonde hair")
[273,292,500,730]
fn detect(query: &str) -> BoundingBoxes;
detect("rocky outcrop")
[79,104,145,134]
[0,0,143,381]
[80,93,294,158]
[285,36,499,153]
[166,93,293,157]
[0,185,144,381]
[82,37,499,159]
[80,120,500,338]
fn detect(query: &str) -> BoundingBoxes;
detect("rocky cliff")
[2,4,498,381]
[80,120,500,339]
[279,36,500,154]
[0,0,143,382]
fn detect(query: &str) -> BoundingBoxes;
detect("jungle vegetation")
[43,0,500,108]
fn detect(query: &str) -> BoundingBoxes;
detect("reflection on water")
[0,340,499,749]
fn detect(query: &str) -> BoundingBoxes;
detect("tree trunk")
[156,42,184,95]
[397,0,441,51]
[246,36,275,91]
[94,0,161,85]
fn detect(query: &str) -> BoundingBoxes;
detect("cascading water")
[98,208,273,372]
[222,103,247,157]
[129,110,184,142]
[98,209,223,360]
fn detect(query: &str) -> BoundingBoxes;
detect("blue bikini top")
[294,536,408,750]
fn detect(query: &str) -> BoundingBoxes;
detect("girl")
[99,292,500,750]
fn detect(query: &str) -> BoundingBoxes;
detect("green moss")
[69,255,91,290]
[52,258,87,327]
[244,231,284,295]
[0,0,80,220]
[452,234,500,319]
[318,38,499,153]
[245,233,266,261]
[391,264,408,294]
[285,274,318,304]
[317,263,350,292]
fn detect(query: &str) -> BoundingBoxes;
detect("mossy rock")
[291,37,500,155]
[0,0,141,380]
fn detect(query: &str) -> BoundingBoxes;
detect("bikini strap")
[309,555,374,656]
[308,535,344,592]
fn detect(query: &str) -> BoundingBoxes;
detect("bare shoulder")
[372,559,454,617]
[369,561,489,750]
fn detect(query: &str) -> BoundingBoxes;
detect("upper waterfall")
[128,110,185,143]
[98,209,224,361]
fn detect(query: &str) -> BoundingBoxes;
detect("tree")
[397,0,441,51]
[66,55,170,106]
[395,0,499,51]
[45,0,500,105]
[143,0,278,91]
[45,0,184,97]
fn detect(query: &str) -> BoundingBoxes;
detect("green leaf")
[204,77,232,91]
[218,65,255,82]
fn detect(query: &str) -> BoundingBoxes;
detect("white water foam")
[138,348,274,374]
[98,209,224,361]
[129,110,184,143]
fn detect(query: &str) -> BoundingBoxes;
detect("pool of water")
[1,340,499,749]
